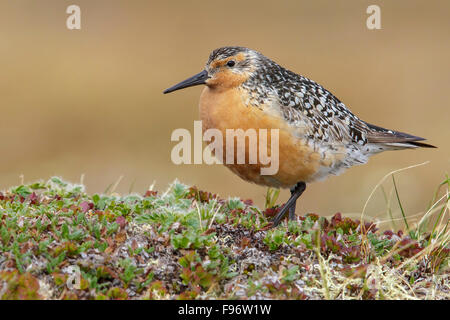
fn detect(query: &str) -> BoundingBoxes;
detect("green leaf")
[12,185,32,198]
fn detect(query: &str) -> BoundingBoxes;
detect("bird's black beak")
[163,70,209,94]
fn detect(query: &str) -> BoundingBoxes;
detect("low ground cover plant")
[0,177,448,299]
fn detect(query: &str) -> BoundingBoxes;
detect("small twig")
[313,231,330,300]
[195,202,203,231]
[110,175,124,195]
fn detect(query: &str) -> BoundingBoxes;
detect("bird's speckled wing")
[240,52,434,154]
[242,59,370,147]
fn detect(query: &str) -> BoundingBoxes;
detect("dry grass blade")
[361,161,430,222]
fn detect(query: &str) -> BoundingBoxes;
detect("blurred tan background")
[0,0,448,225]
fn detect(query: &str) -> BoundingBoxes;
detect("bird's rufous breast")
[199,86,325,188]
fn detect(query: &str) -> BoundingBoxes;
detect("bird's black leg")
[288,195,297,221]
[272,182,306,227]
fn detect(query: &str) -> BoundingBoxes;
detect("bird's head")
[163,46,261,94]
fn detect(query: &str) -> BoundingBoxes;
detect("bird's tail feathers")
[364,122,436,150]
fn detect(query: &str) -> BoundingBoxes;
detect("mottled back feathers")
[210,46,434,151]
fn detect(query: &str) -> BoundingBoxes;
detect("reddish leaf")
[116,216,127,229]
[202,227,216,235]
[240,237,251,248]
[144,190,158,197]
[305,213,319,222]
[384,230,394,237]
[186,186,217,203]
[115,230,127,243]
[364,222,378,233]
[262,206,280,218]
[131,239,138,251]
[79,201,94,213]
[29,192,39,205]
[331,212,342,226]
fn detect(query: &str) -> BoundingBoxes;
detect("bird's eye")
[226,60,236,67]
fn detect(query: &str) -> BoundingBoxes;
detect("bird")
[163,46,435,227]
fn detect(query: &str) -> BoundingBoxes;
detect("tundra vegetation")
[0,176,448,300]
